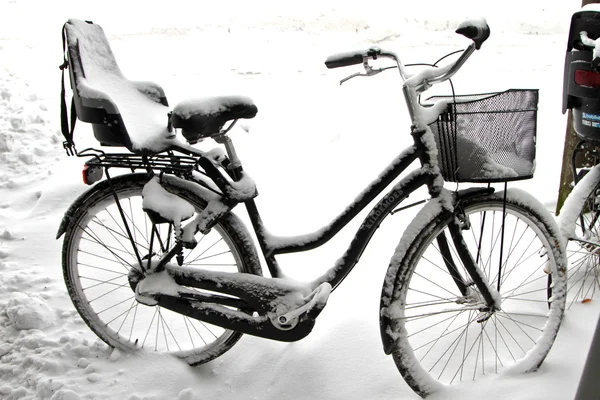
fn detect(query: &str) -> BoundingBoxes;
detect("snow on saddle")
[62,19,257,153]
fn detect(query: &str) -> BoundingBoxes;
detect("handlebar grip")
[325,47,381,69]
[456,18,490,50]
[325,51,363,69]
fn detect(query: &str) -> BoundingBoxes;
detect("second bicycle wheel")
[61,173,262,365]
[562,172,600,306]
[382,190,566,397]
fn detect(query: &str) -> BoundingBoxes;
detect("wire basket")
[428,89,539,183]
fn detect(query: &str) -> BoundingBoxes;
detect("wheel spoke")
[183,237,225,266]
[78,221,136,269]
[411,311,470,352]
[98,294,136,319]
[496,312,541,341]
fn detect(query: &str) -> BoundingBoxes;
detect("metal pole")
[574,312,600,400]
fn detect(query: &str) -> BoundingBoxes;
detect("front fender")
[379,186,494,355]
[557,164,600,239]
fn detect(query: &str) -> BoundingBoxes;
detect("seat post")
[215,134,242,170]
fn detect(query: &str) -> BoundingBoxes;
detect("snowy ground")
[1,0,600,399]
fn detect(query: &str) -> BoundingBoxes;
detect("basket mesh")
[428,89,539,183]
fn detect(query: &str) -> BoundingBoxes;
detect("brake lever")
[340,64,396,85]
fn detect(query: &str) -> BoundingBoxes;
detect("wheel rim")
[66,186,245,358]
[394,201,562,391]
[566,184,600,307]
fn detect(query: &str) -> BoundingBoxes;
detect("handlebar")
[324,18,490,91]
[325,48,382,69]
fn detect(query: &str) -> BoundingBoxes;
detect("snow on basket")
[427,89,538,183]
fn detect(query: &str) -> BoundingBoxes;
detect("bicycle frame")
[126,103,500,341]
[242,126,439,287]
[164,43,490,293]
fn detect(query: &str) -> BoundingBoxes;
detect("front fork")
[440,201,503,315]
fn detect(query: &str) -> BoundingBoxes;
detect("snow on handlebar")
[455,18,490,50]
[324,18,490,87]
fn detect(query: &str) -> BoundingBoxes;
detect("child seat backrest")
[563,9,600,113]
[63,19,173,153]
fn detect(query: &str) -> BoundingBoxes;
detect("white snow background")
[1,0,599,399]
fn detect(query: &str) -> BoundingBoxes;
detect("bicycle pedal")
[133,270,180,306]
[270,282,332,331]
[134,287,159,306]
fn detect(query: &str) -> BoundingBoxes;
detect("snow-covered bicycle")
[57,18,566,398]
[558,8,600,308]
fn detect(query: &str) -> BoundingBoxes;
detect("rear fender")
[56,173,217,239]
[57,172,263,278]
[56,174,150,239]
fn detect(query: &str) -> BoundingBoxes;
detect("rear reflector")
[82,164,103,185]
[575,69,600,88]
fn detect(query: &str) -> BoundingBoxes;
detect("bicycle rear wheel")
[61,173,261,365]
[382,190,566,397]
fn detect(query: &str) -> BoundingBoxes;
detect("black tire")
[382,190,567,398]
[62,173,262,365]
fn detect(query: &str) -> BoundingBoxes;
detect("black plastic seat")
[171,96,258,143]
[64,19,174,153]
[64,19,258,151]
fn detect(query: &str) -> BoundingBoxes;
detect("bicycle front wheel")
[382,190,566,397]
[61,173,262,365]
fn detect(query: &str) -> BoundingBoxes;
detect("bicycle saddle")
[171,96,258,144]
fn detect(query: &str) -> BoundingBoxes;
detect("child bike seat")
[63,19,258,152]
[64,19,174,153]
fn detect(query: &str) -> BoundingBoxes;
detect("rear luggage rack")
[77,148,199,175]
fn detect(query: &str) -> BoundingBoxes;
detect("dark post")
[574,313,600,399]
